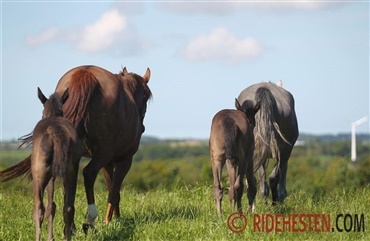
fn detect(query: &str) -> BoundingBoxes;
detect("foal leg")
[211,155,224,217]
[226,159,238,212]
[33,175,48,241]
[45,177,56,241]
[258,165,269,203]
[104,157,132,223]
[245,161,257,213]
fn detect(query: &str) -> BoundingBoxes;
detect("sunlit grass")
[1,185,369,240]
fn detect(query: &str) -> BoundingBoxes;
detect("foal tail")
[0,155,32,182]
[47,126,69,178]
[253,87,290,172]
[223,117,238,165]
[63,68,99,129]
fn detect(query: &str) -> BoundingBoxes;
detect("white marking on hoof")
[86,204,98,224]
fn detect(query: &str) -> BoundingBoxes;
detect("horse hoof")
[82,223,95,235]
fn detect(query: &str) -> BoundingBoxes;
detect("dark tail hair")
[0,155,32,182]
[253,87,290,172]
[63,69,99,129]
[47,126,68,178]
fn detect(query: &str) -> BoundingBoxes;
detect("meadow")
[1,136,369,240]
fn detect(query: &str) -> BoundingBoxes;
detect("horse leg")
[278,149,292,202]
[245,160,257,213]
[226,159,238,212]
[269,162,280,205]
[211,154,224,217]
[102,163,119,217]
[63,168,78,241]
[257,165,269,203]
[104,157,132,223]
[45,177,56,241]
[83,152,112,228]
[33,174,48,241]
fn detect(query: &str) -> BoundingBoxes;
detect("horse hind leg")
[226,158,243,212]
[269,163,280,205]
[45,177,56,241]
[33,174,48,241]
[257,165,269,203]
[63,168,78,241]
[104,158,132,223]
[211,154,224,217]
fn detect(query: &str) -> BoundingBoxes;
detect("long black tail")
[253,87,290,172]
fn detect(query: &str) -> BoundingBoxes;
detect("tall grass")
[1,184,369,240]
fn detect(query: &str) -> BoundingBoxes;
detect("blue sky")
[1,1,369,140]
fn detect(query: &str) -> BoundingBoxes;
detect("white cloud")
[181,27,263,64]
[77,9,127,52]
[25,8,150,56]
[26,27,60,46]
[159,1,343,15]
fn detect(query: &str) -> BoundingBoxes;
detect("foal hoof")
[82,223,95,235]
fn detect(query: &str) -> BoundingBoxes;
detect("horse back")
[54,65,141,157]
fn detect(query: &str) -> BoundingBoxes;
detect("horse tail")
[47,126,68,178]
[63,69,99,129]
[253,87,289,172]
[0,155,32,182]
[223,117,237,164]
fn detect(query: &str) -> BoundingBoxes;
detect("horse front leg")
[82,152,111,233]
[104,157,132,223]
[45,177,56,241]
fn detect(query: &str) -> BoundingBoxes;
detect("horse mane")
[63,69,99,129]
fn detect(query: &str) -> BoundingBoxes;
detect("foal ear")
[37,87,48,104]
[61,88,69,104]
[143,68,151,84]
[122,67,128,75]
[253,102,261,115]
[235,98,242,111]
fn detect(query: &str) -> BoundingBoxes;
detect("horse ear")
[235,98,242,111]
[61,88,69,104]
[123,67,128,75]
[37,87,47,104]
[143,68,150,84]
[254,101,261,114]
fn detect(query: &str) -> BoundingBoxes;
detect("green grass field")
[1,184,369,240]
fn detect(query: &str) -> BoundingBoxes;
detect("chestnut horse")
[237,82,298,205]
[32,88,82,241]
[0,65,152,231]
[209,99,259,216]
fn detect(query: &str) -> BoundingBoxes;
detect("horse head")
[119,67,152,133]
[235,98,260,127]
[37,87,69,118]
